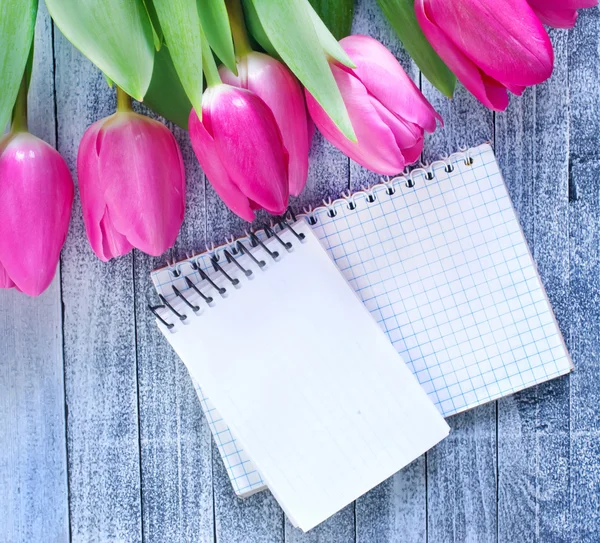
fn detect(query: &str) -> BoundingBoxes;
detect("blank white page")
[156,221,449,531]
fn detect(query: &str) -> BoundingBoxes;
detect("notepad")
[151,143,572,506]
[153,222,450,531]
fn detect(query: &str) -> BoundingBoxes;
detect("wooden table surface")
[2,2,600,542]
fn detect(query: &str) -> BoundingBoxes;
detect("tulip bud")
[415,0,554,111]
[219,51,310,197]
[77,100,186,261]
[527,0,597,29]
[305,35,441,175]
[0,132,74,296]
[188,84,289,222]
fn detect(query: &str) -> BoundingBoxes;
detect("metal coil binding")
[149,209,305,330]
[304,147,476,226]
[150,146,480,329]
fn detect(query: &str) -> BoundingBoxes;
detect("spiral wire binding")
[149,209,307,330]
[149,146,479,329]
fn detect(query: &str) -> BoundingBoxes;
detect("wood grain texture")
[54,33,142,543]
[356,460,426,543]
[3,3,600,543]
[0,4,69,542]
[421,83,497,543]
[495,28,572,542]
[134,117,214,543]
[567,9,600,542]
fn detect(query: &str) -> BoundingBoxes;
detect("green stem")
[11,73,29,133]
[200,26,222,87]
[116,86,133,112]
[227,0,252,57]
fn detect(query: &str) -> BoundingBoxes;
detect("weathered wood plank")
[421,83,497,543]
[0,4,69,542]
[349,2,427,542]
[495,28,572,542]
[54,32,142,543]
[356,460,425,543]
[567,8,600,541]
[134,118,214,542]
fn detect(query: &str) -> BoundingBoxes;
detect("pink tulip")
[78,111,186,261]
[219,52,310,197]
[0,132,74,296]
[188,84,289,222]
[305,35,441,175]
[415,0,554,111]
[527,0,597,28]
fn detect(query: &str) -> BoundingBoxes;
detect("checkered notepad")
[151,143,572,498]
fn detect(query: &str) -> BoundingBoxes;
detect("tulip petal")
[339,35,442,133]
[220,53,309,197]
[423,0,553,88]
[370,97,420,149]
[370,97,424,166]
[531,7,578,28]
[0,133,73,296]
[77,118,112,261]
[415,0,509,111]
[188,108,256,222]
[401,139,425,166]
[205,85,289,215]
[97,113,185,257]
[0,261,16,290]
[99,207,134,262]
[307,114,315,149]
[528,0,596,29]
[307,66,406,175]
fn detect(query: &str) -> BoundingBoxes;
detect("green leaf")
[377,0,456,98]
[242,0,278,58]
[144,0,164,50]
[46,0,155,101]
[244,0,354,68]
[143,45,192,129]
[151,0,204,113]
[0,0,37,132]
[197,0,237,73]
[305,1,354,68]
[245,0,355,141]
[307,0,354,41]
[103,73,114,88]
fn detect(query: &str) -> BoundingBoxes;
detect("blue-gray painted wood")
[0,4,69,542]
[134,117,214,543]
[495,28,572,543]
[2,3,600,543]
[54,32,143,543]
[567,8,600,541]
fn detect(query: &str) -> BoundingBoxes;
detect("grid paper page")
[191,381,264,495]
[309,144,571,415]
[155,222,450,531]
[151,143,572,497]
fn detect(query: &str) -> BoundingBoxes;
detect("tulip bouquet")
[0,0,596,296]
